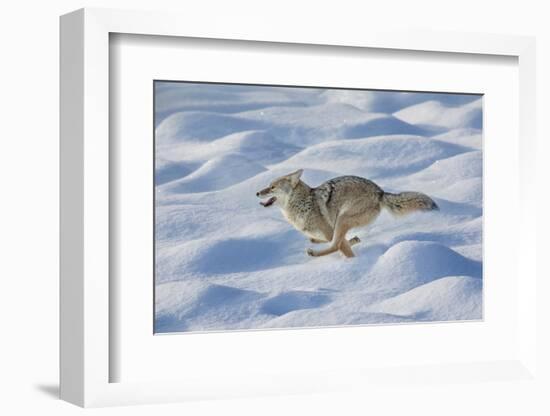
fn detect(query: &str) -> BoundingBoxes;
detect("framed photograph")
[60,8,538,407]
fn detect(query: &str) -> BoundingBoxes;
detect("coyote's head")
[256,169,303,208]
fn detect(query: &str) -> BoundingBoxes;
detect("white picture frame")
[60,7,538,407]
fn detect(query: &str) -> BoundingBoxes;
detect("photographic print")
[154,81,483,333]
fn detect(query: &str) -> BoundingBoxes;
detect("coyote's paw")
[306,248,317,257]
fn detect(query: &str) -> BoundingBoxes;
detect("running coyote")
[256,169,438,258]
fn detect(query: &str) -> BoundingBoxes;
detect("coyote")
[256,169,438,258]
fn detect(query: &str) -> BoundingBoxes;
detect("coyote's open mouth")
[260,196,276,207]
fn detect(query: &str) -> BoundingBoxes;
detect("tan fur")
[257,170,438,258]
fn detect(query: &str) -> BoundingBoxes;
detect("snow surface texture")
[154,82,483,333]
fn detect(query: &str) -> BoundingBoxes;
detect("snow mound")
[278,135,467,178]
[187,237,293,274]
[159,154,266,194]
[155,281,265,332]
[342,115,435,138]
[384,151,482,205]
[321,89,480,114]
[155,82,316,123]
[238,103,437,144]
[368,241,481,294]
[237,102,377,130]
[156,130,302,170]
[368,276,482,321]
[204,130,302,164]
[437,178,482,205]
[432,128,482,150]
[394,98,482,130]
[401,151,480,191]
[155,158,200,185]
[156,111,267,144]
[410,151,482,184]
[261,290,332,316]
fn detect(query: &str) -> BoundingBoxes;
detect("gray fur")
[382,192,439,215]
[257,170,438,258]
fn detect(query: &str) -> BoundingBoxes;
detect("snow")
[393,97,483,130]
[154,82,483,333]
[367,276,482,321]
[160,154,267,194]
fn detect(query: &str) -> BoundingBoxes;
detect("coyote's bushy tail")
[381,191,439,216]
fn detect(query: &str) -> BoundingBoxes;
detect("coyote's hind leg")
[338,239,356,258]
[340,236,361,257]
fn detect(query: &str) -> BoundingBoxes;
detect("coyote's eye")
[271,185,275,190]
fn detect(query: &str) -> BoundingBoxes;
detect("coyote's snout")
[256,169,438,258]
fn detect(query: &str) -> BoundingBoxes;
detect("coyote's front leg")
[309,238,326,244]
[306,218,355,258]
[310,236,361,245]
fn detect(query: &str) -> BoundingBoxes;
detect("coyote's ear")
[288,169,303,187]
